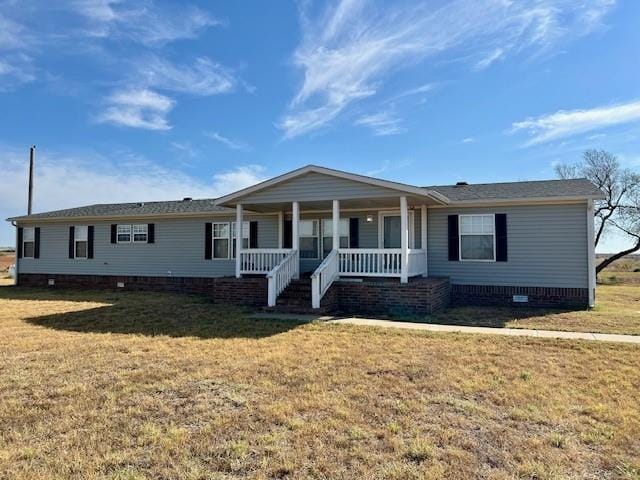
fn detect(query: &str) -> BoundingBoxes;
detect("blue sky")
[1,0,639,252]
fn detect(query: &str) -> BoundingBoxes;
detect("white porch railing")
[338,248,403,276]
[311,249,339,309]
[407,249,427,276]
[337,248,426,277]
[266,249,299,307]
[240,249,291,274]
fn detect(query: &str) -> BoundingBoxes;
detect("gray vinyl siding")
[240,172,404,203]
[427,203,588,288]
[18,215,278,278]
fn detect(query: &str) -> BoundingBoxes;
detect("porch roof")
[213,165,450,211]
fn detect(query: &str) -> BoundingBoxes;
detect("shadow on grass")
[3,287,304,339]
[388,305,573,328]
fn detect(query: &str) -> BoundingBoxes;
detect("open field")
[0,286,639,479]
[0,252,14,276]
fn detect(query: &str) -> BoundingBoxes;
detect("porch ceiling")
[241,196,436,213]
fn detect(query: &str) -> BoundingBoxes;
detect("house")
[7,165,603,315]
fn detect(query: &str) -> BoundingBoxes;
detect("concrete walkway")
[250,313,640,345]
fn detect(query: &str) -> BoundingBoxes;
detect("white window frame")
[321,218,349,257]
[74,225,88,260]
[117,224,132,243]
[212,222,231,260]
[22,227,35,259]
[132,224,148,243]
[459,214,496,262]
[299,219,319,259]
[377,210,415,249]
[231,221,250,258]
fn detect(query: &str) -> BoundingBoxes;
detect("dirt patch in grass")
[0,287,639,479]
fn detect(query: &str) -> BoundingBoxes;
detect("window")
[459,214,495,261]
[23,227,35,258]
[299,220,319,259]
[132,224,148,243]
[75,226,88,259]
[212,222,230,259]
[322,219,349,257]
[117,224,131,243]
[231,221,250,258]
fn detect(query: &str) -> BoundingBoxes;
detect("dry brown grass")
[423,284,640,336]
[0,286,639,479]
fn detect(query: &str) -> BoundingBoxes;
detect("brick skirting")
[17,273,268,308]
[450,284,589,309]
[331,277,451,316]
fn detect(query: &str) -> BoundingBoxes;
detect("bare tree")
[555,149,640,274]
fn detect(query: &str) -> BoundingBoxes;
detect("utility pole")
[28,145,35,215]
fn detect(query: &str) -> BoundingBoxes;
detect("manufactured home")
[8,165,603,315]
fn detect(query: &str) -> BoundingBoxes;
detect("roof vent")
[136,202,145,207]
[455,181,469,186]
[182,197,193,202]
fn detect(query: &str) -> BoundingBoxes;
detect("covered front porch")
[214,165,448,308]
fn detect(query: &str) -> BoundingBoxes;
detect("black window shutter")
[87,226,94,259]
[17,227,23,258]
[110,224,117,244]
[34,227,40,259]
[495,214,507,262]
[448,215,459,261]
[68,226,75,259]
[148,223,155,244]
[283,220,292,249]
[204,223,212,260]
[249,221,258,248]
[349,218,359,248]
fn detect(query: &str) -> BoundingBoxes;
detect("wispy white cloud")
[0,13,27,49]
[461,137,475,144]
[280,0,615,139]
[0,146,267,244]
[475,48,504,70]
[97,88,175,130]
[511,100,640,146]
[0,54,35,90]
[135,55,236,96]
[170,141,198,158]
[355,111,405,136]
[69,0,219,45]
[204,131,251,151]
[365,158,413,176]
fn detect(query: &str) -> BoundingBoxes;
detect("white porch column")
[277,211,284,249]
[292,201,300,279]
[400,196,408,283]
[332,200,340,252]
[421,205,428,277]
[587,200,596,307]
[235,204,243,278]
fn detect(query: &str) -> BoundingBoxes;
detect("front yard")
[0,285,639,479]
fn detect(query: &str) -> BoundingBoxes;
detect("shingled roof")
[7,176,603,222]
[8,199,232,221]
[424,178,603,202]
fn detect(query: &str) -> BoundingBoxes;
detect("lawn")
[423,283,640,336]
[0,286,639,479]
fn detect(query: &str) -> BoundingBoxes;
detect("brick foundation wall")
[17,273,268,308]
[332,277,450,316]
[450,284,589,309]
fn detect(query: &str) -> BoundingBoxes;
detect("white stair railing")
[240,249,291,274]
[311,249,339,309]
[266,249,299,307]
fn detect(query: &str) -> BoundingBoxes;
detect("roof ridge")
[423,177,590,188]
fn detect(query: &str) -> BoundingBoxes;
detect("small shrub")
[634,268,640,273]
[519,371,532,381]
